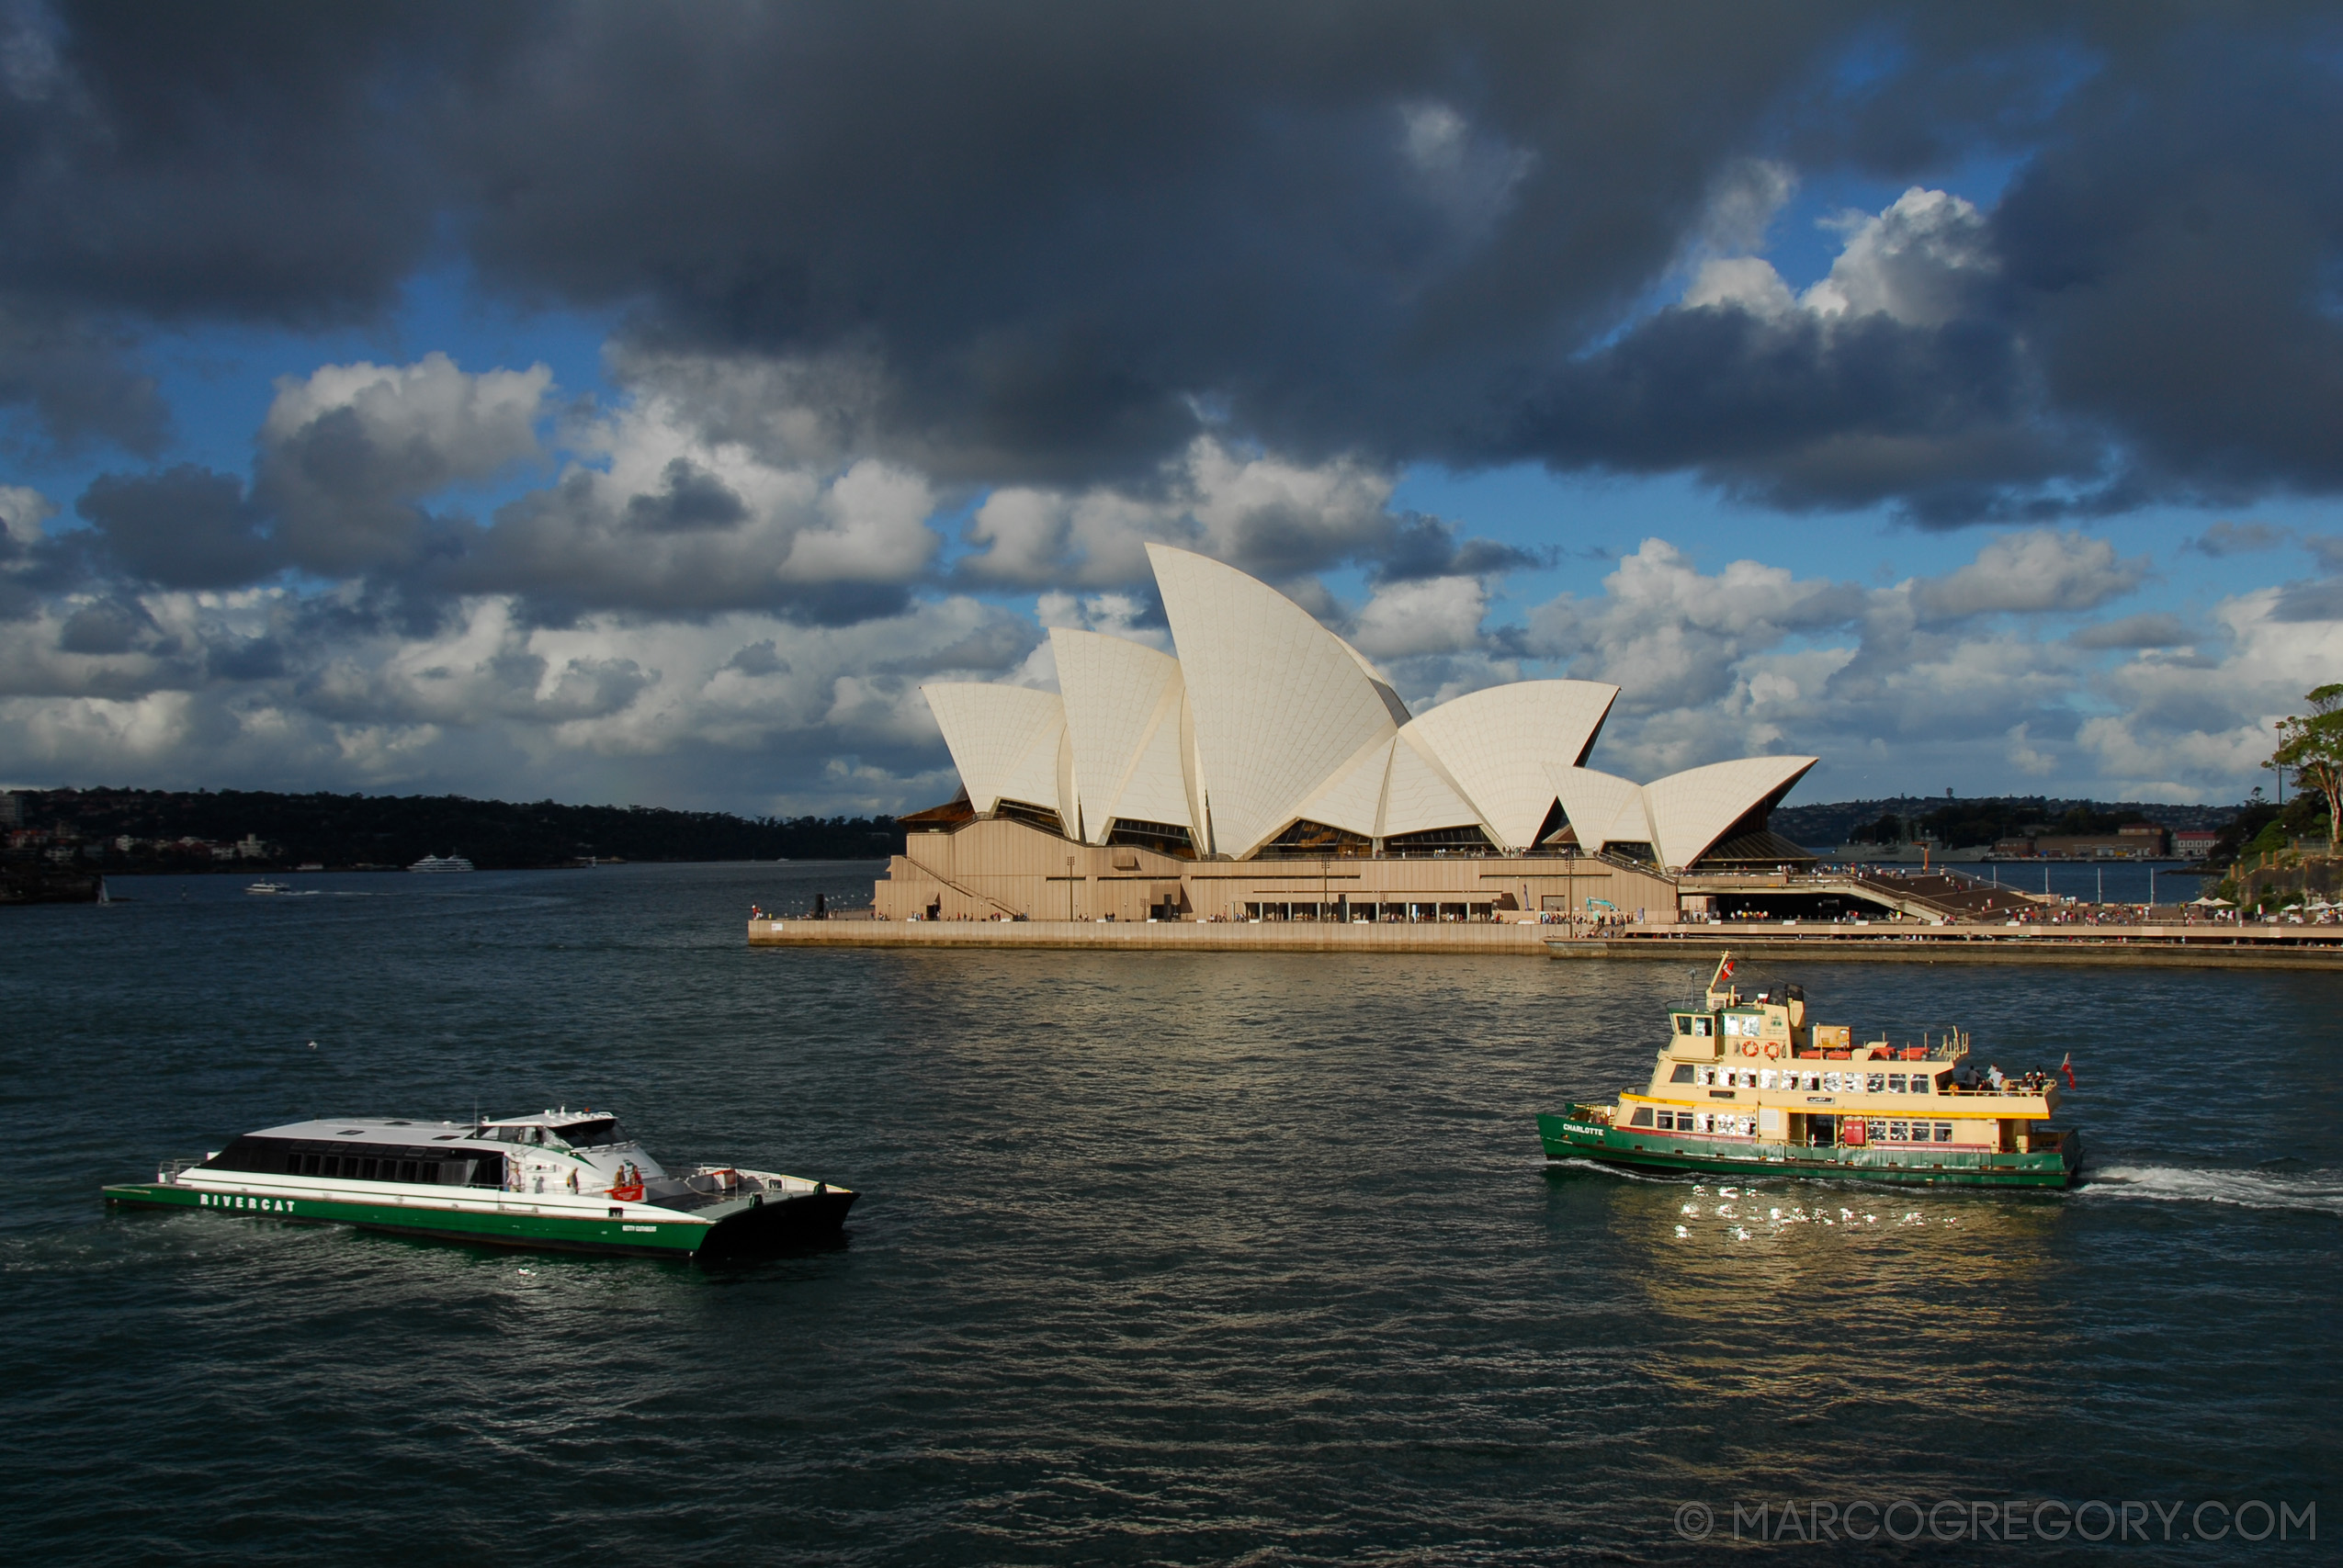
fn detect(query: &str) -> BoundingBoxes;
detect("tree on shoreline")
[2268,683,2343,853]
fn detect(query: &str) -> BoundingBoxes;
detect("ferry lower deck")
[1538,1104,2080,1188]
[103,1169,856,1256]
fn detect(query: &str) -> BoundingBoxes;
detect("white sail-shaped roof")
[1404,680,1619,852]
[1378,728,1484,838]
[1148,543,1409,858]
[1050,627,1191,841]
[1642,756,1817,870]
[920,682,1070,831]
[1547,765,1647,855]
[1289,734,1393,840]
[1113,686,1195,831]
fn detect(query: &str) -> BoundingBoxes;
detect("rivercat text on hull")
[102,1108,856,1258]
[1538,955,2080,1188]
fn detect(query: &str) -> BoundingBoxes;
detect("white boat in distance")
[408,854,475,873]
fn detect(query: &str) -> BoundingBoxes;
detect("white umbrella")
[2190,896,2234,907]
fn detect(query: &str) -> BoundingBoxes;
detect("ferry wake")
[103,1108,855,1257]
[1538,955,2081,1189]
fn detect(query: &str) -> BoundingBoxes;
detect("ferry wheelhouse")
[102,1108,855,1258]
[1538,956,2080,1188]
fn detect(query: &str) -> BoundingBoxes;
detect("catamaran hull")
[1537,1109,2079,1189]
[101,1180,856,1258]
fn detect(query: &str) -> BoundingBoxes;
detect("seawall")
[751,918,1558,954]
[749,918,2343,969]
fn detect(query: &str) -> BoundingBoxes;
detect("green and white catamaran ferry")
[103,1107,856,1258]
[1539,955,2081,1189]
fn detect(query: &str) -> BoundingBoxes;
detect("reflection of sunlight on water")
[1560,1162,2077,1483]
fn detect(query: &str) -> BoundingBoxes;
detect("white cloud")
[1345,574,1485,661]
[961,436,1399,588]
[262,352,553,572]
[1678,185,1993,331]
[1910,530,2149,621]
[1800,187,1993,327]
[2005,722,2056,776]
[1682,255,1797,317]
[261,351,549,479]
[0,483,55,547]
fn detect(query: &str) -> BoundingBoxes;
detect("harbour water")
[6,863,2334,1562]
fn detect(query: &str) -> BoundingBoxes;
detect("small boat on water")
[1538,954,2081,1188]
[408,853,475,873]
[244,879,292,895]
[102,1108,856,1258]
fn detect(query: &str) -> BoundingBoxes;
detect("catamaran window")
[557,1118,622,1147]
[1670,1065,1695,1084]
[1630,1108,1654,1127]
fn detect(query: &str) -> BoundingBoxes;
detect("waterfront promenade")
[749,916,2343,968]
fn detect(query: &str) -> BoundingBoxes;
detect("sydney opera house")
[874,545,1816,924]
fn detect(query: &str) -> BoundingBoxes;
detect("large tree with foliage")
[2268,683,2343,852]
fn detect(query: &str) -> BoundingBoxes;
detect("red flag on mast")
[2060,1052,2076,1089]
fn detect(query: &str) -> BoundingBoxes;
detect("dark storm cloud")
[625,458,749,534]
[75,464,279,588]
[8,2,2343,525]
[1373,513,1545,583]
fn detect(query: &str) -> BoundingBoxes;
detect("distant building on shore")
[2174,829,2219,860]
[1992,822,2169,859]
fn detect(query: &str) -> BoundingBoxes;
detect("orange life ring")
[1762,1042,1780,1059]
[1739,1041,1759,1057]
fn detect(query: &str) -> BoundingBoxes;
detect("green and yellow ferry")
[1538,956,2080,1188]
[103,1107,856,1258]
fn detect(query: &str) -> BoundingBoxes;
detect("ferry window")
[1758,1069,1773,1089]
[1669,1065,1694,1084]
[399,1160,419,1182]
[1822,1072,1840,1092]
[321,1156,340,1178]
[1692,1017,1713,1038]
[558,1118,621,1147]
[1934,1122,1954,1142]
[1886,1074,1907,1093]
[1887,1121,1908,1142]
[1675,1016,1692,1035]
[1629,1108,1654,1127]
[1655,1111,1674,1131]
[1865,1074,1885,1093]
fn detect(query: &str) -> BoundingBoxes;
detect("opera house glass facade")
[876,545,1815,924]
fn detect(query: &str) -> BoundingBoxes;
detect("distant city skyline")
[3,6,2340,815]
